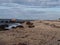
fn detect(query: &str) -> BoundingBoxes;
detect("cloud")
[0,3,60,20]
[0,0,60,7]
[13,0,60,7]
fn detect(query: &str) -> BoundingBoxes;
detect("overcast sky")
[0,0,60,20]
[0,0,60,7]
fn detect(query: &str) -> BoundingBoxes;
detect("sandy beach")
[0,20,60,45]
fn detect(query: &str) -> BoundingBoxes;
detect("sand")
[0,20,60,45]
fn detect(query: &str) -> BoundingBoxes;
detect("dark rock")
[17,25,24,28]
[28,25,35,28]
[26,21,33,25]
[18,43,27,45]
[58,40,60,41]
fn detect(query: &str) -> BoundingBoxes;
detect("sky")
[0,0,60,20]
